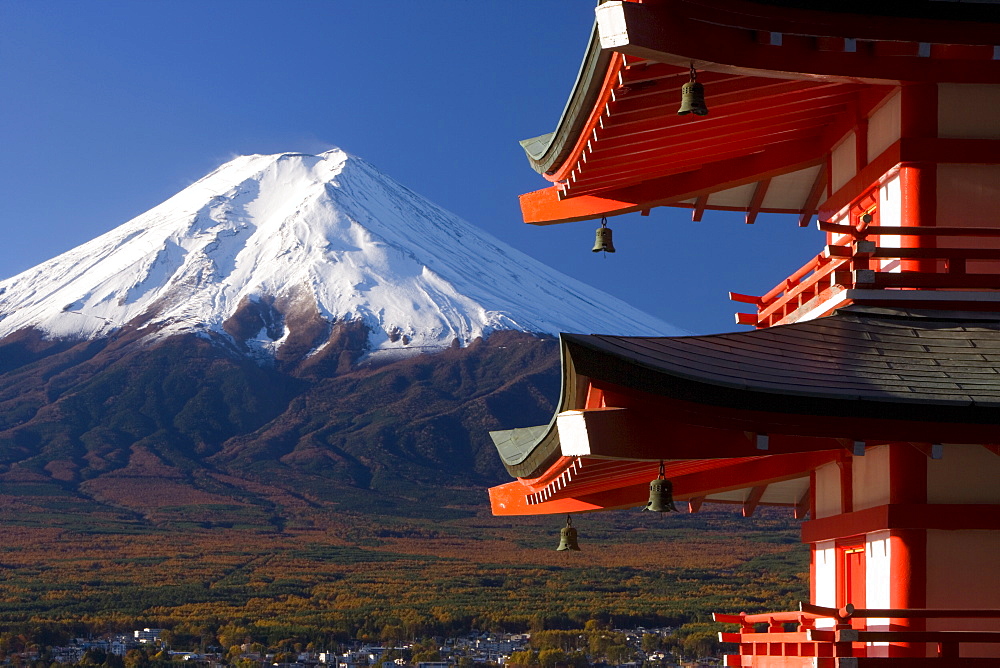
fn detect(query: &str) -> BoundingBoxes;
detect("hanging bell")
[556,516,581,551]
[592,219,616,253]
[677,81,708,116]
[643,462,678,512]
[678,65,708,116]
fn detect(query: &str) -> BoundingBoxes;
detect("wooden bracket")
[909,442,944,460]
[746,178,771,225]
[743,485,767,517]
[799,163,827,228]
[692,195,708,222]
[729,291,763,305]
[794,488,811,520]
[837,439,866,456]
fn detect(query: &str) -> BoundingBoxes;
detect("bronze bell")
[677,81,708,116]
[556,516,581,551]
[592,219,615,253]
[643,462,678,512]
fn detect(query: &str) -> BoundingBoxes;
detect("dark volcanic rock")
[0,327,559,520]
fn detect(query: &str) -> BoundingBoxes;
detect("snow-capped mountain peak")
[0,149,683,359]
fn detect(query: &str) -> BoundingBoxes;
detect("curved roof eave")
[492,307,1000,480]
[520,21,613,176]
[520,0,1000,180]
[489,333,587,479]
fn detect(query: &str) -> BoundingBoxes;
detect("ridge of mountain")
[0,149,683,366]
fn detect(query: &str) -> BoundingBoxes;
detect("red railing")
[714,602,1000,667]
[731,221,1000,328]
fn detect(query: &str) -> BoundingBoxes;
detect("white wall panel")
[814,461,842,519]
[853,445,890,511]
[867,92,901,163]
[939,84,1000,139]
[927,445,1000,504]
[831,133,857,194]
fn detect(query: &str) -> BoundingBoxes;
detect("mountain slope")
[0,328,559,524]
[0,148,680,524]
[0,150,682,363]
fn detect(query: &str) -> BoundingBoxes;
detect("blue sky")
[1,0,823,334]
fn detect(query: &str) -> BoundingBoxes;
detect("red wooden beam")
[866,272,1000,290]
[798,162,828,227]
[819,138,1000,218]
[555,408,778,460]
[605,88,849,141]
[574,106,839,176]
[745,178,771,225]
[691,195,708,222]
[520,137,825,223]
[820,221,1000,238]
[742,485,768,517]
[592,378,1000,446]
[794,489,811,520]
[567,124,832,196]
[573,136,826,202]
[596,0,1000,85]
[580,128,833,193]
[610,69,748,111]
[673,452,836,501]
[577,124,834,195]
[801,504,1000,543]
[729,291,762,305]
[601,81,855,135]
[489,479,642,516]
[591,101,845,160]
[617,60,687,85]
[490,450,838,516]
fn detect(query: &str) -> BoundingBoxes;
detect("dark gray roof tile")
[498,307,1000,479]
[566,306,1000,416]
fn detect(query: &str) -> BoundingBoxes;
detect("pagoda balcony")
[731,222,1000,329]
[714,603,1000,667]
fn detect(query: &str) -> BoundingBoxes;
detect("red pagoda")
[487,1,1000,665]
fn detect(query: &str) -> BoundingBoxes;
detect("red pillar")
[890,89,937,655]
[898,83,938,275]
[887,444,928,657]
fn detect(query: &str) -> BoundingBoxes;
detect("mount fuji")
[0,149,681,364]
[0,149,682,522]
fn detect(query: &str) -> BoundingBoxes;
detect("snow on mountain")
[0,149,684,358]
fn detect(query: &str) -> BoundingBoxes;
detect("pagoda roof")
[520,0,1000,225]
[488,307,1000,515]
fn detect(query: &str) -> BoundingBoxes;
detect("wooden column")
[898,83,939,275]
[887,444,929,657]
